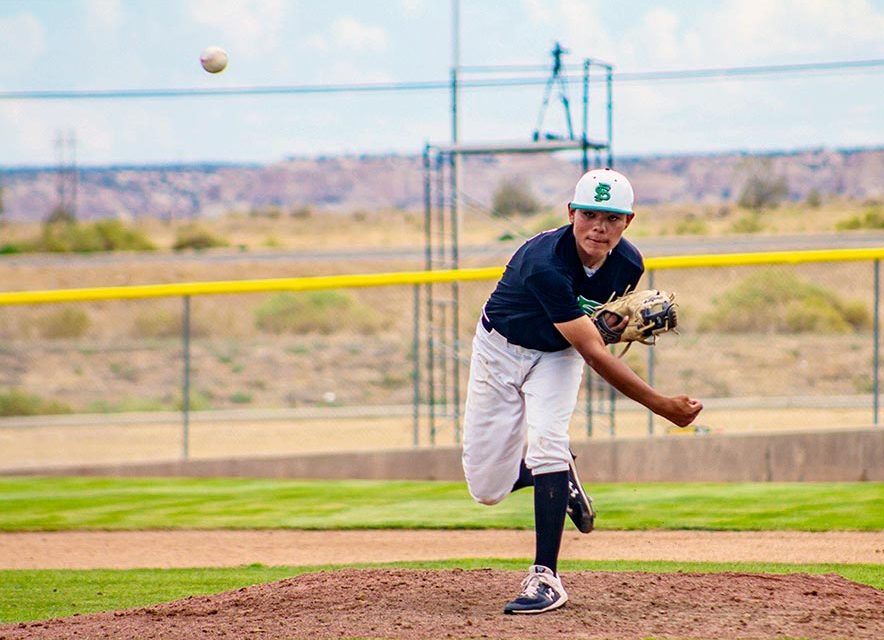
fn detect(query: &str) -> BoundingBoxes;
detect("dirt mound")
[3,569,882,640]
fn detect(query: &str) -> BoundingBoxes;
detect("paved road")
[1,232,882,269]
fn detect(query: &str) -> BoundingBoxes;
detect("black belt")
[481,313,495,333]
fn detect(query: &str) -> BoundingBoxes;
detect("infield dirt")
[2,529,882,569]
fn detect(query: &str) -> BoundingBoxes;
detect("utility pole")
[69,130,78,220]
[449,0,462,442]
[0,170,5,225]
[450,0,460,263]
[52,130,78,222]
[54,131,67,218]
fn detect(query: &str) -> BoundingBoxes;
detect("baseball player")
[462,168,703,614]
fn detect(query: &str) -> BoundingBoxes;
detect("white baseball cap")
[570,168,634,215]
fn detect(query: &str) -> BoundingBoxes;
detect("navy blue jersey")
[483,224,644,351]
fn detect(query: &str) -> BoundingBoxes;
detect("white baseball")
[200,46,228,74]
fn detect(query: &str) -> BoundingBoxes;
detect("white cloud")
[301,33,330,54]
[85,0,124,32]
[0,12,46,76]
[557,0,617,64]
[523,0,554,25]
[0,103,50,161]
[543,0,884,70]
[324,61,395,84]
[0,102,118,164]
[631,8,700,66]
[188,0,290,56]
[401,0,426,15]
[698,0,884,64]
[331,17,388,52]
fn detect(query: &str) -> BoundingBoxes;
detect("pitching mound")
[3,569,882,639]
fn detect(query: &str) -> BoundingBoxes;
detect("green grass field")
[2,477,882,531]
[0,477,882,623]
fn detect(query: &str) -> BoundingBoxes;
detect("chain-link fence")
[0,251,880,471]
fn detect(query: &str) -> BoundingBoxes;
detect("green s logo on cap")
[594,183,611,202]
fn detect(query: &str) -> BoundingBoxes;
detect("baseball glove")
[590,288,678,353]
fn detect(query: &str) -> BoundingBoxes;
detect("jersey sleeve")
[524,269,584,324]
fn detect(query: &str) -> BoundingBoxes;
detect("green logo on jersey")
[577,295,601,316]
[594,183,612,202]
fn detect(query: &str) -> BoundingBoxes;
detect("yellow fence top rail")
[0,267,506,306]
[1,247,882,306]
[644,247,884,270]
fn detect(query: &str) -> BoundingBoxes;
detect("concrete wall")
[10,428,882,482]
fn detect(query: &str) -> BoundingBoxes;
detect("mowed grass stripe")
[1,477,882,531]
[1,559,881,624]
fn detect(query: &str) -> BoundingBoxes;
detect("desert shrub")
[528,212,565,235]
[229,391,252,404]
[623,350,647,381]
[249,206,282,219]
[805,188,822,208]
[737,172,788,210]
[96,220,155,250]
[254,290,389,335]
[172,223,229,250]
[835,206,884,231]
[730,212,765,234]
[492,179,540,217]
[87,397,167,413]
[289,204,313,219]
[839,300,872,328]
[374,372,409,390]
[674,215,709,235]
[782,297,853,333]
[133,309,182,339]
[132,308,210,339]
[35,306,90,339]
[700,270,870,334]
[37,220,155,252]
[45,206,75,224]
[0,389,71,416]
[109,361,139,382]
[175,389,214,411]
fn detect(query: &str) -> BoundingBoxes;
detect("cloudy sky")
[0,0,882,166]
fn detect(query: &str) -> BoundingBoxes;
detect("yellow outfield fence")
[0,247,881,470]
[1,247,883,306]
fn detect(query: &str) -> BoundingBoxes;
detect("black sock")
[510,459,534,492]
[532,470,569,574]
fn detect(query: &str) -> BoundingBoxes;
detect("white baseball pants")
[462,318,585,505]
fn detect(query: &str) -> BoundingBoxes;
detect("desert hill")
[1,147,881,223]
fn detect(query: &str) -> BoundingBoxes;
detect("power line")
[0,58,881,101]
[614,58,884,82]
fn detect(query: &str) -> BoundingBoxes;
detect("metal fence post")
[181,295,191,459]
[608,379,616,436]
[412,284,421,446]
[647,269,655,435]
[874,260,880,426]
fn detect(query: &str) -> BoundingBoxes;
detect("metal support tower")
[534,42,575,142]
